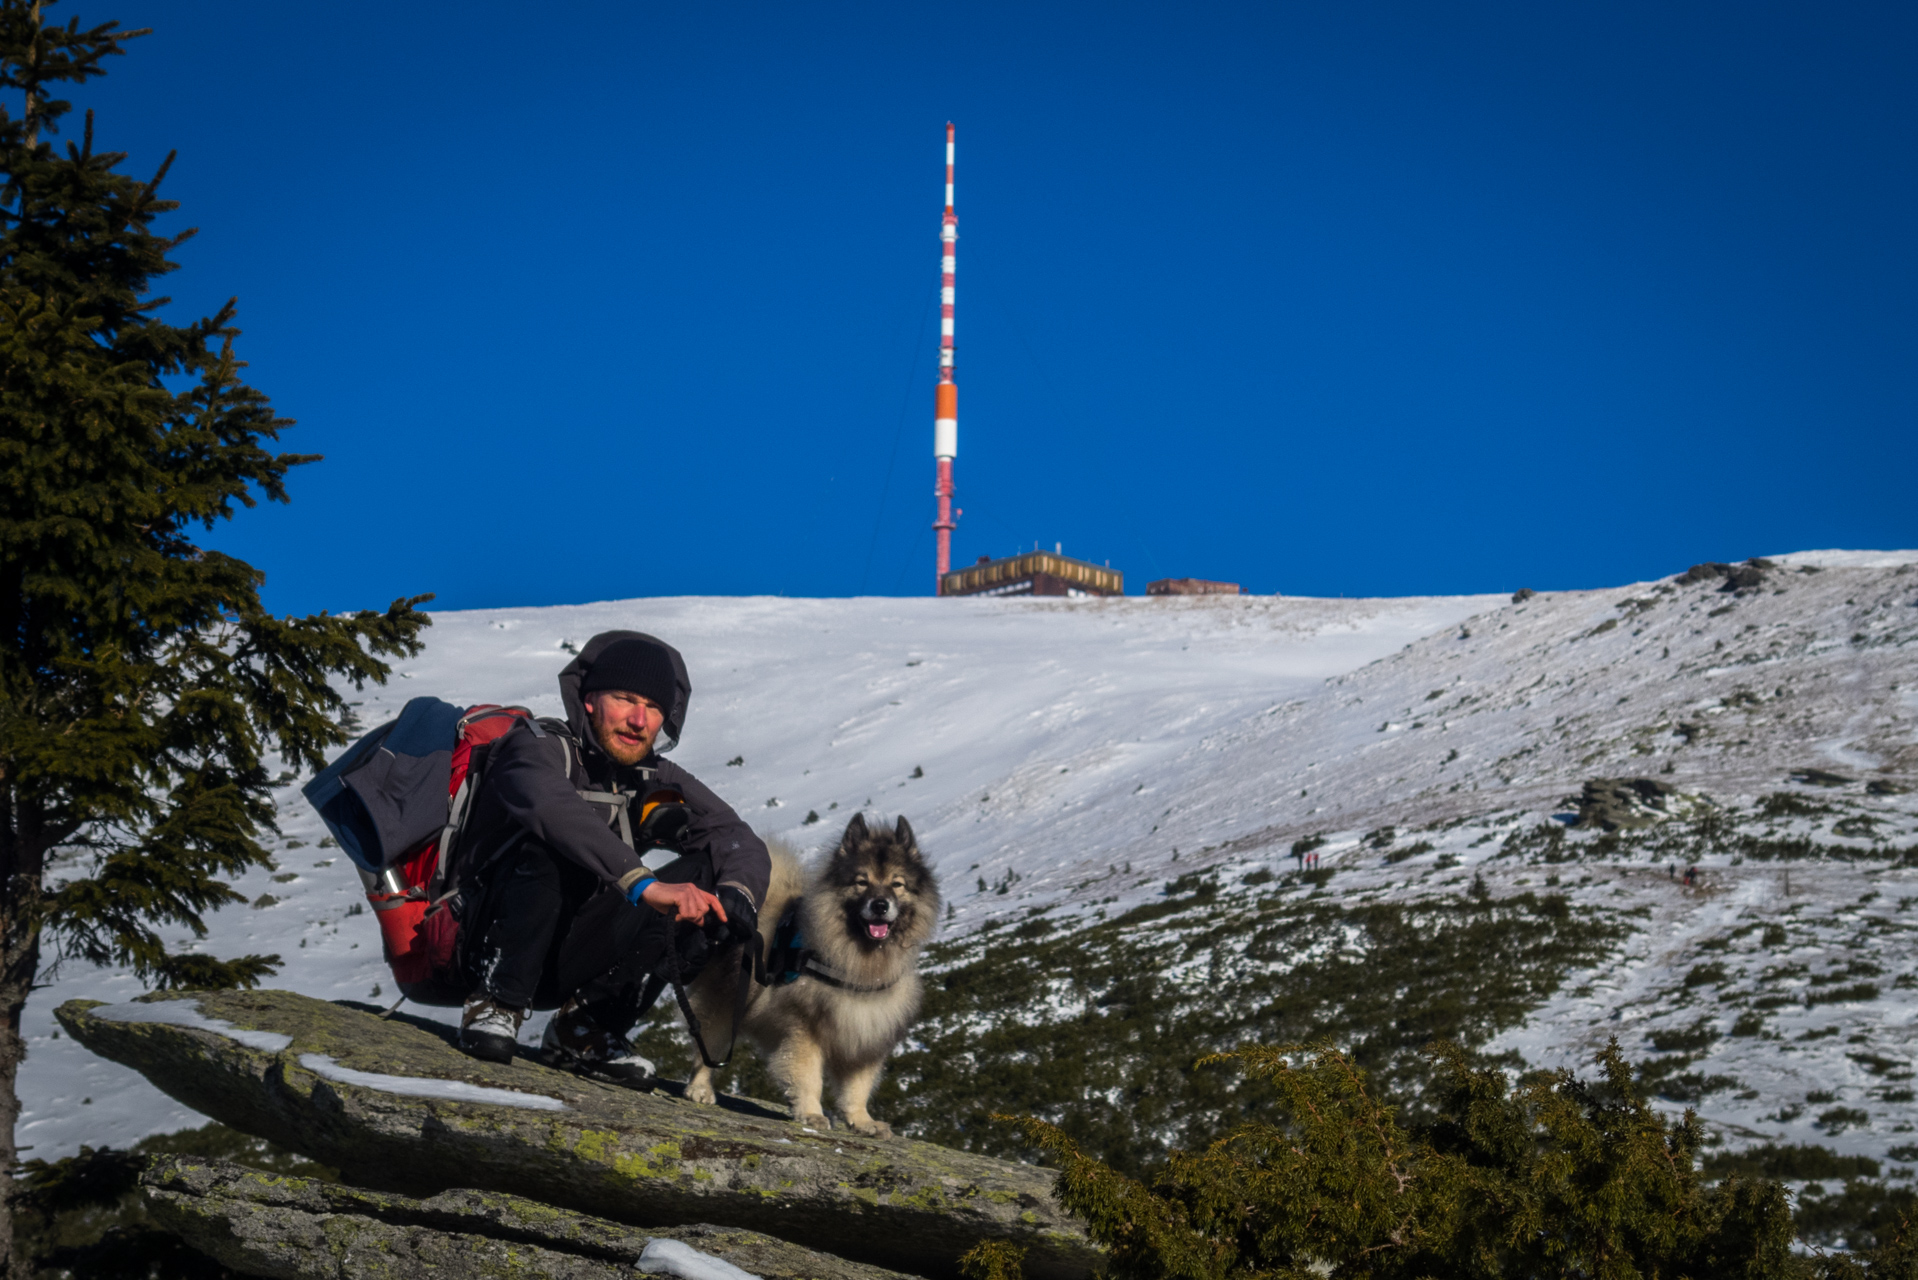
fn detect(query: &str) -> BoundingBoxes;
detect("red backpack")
[305,702,538,1007]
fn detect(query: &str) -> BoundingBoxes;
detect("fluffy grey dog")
[683,814,940,1136]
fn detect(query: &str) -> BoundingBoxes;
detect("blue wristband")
[626,877,657,905]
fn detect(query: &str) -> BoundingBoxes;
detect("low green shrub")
[996,1040,1807,1280]
[874,886,1624,1175]
[1685,961,1731,988]
[1797,1180,1918,1251]
[1820,1107,1872,1134]
[1658,1071,1743,1103]
[1650,1019,1720,1052]
[1706,1143,1881,1182]
[1760,793,1834,819]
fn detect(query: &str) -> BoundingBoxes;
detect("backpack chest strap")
[572,742,657,850]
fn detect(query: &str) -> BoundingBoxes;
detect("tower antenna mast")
[932,122,958,592]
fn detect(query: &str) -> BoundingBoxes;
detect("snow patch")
[1768,549,1918,569]
[91,1001,294,1053]
[295,1054,568,1111]
[637,1238,762,1280]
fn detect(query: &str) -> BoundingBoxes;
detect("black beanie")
[579,637,679,711]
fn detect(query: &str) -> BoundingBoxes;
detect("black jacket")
[458,631,770,908]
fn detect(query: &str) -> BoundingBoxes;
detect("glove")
[716,886,758,948]
[646,916,712,986]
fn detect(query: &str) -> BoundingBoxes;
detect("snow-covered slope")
[21,551,1918,1169]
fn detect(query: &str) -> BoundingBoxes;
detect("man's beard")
[589,707,650,766]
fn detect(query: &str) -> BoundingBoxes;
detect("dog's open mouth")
[866,922,891,940]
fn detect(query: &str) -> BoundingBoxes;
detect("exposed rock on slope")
[146,1155,917,1280]
[1575,777,1678,830]
[58,990,1095,1280]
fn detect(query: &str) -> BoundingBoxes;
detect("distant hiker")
[1669,863,1676,881]
[453,631,770,1085]
[1683,865,1699,888]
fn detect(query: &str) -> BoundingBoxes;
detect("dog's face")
[825,814,940,950]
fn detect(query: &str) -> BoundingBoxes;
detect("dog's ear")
[893,815,916,851]
[840,813,870,850]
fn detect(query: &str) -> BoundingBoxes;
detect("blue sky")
[58,0,1918,610]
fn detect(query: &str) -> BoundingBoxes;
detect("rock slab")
[59,991,1096,1280]
[146,1155,919,1280]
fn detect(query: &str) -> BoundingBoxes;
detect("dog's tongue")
[867,922,891,940]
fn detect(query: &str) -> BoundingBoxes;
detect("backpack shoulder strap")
[432,714,554,896]
[551,721,670,852]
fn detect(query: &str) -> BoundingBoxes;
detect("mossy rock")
[145,1154,920,1280]
[57,990,1095,1280]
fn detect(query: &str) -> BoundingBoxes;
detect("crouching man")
[452,630,769,1087]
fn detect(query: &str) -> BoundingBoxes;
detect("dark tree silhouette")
[0,2,429,1267]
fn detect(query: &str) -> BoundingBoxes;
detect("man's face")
[584,690,664,766]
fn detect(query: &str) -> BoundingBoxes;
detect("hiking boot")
[540,999,656,1090]
[459,996,526,1063]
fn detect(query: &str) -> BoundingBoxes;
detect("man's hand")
[638,880,727,926]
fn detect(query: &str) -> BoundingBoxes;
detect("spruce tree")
[0,1,429,1268]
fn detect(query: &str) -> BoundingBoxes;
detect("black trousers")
[464,839,672,1033]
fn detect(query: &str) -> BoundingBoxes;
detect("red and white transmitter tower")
[932,122,959,592]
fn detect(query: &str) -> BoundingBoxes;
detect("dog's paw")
[686,1078,717,1106]
[847,1117,893,1139]
[796,1111,832,1133]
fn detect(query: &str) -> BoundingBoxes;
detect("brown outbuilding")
[1146,578,1240,596]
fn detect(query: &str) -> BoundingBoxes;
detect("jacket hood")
[558,630,692,756]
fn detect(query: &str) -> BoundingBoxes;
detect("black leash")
[666,922,762,1071]
[655,909,898,1070]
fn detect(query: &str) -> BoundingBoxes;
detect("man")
[453,630,770,1086]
